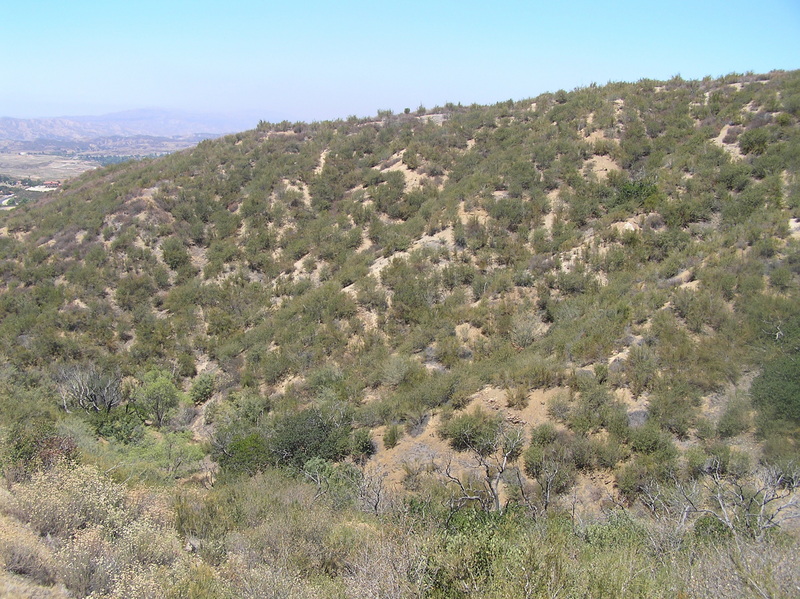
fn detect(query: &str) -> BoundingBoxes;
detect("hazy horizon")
[0,108,273,135]
[4,0,799,124]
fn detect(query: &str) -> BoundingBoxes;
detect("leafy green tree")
[217,433,270,474]
[268,407,352,469]
[134,369,180,428]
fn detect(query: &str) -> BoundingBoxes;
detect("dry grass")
[0,514,56,587]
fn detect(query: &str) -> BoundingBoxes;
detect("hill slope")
[0,69,799,597]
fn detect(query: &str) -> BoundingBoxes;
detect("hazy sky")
[4,0,799,125]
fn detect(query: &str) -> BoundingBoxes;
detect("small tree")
[189,372,215,405]
[636,462,800,542]
[439,408,524,512]
[134,370,179,428]
[267,407,351,469]
[56,363,123,414]
[523,442,576,512]
[694,462,800,540]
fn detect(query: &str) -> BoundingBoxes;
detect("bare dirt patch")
[712,125,744,160]
[543,189,563,232]
[382,152,428,190]
[610,218,640,234]
[789,218,800,240]
[455,323,485,344]
[369,385,584,506]
[701,370,757,423]
[371,412,451,492]
[314,149,329,175]
[514,388,569,427]
[188,245,208,271]
[457,201,490,225]
[408,228,454,253]
[586,154,621,179]
[369,251,409,277]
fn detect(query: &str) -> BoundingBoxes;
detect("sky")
[4,0,799,127]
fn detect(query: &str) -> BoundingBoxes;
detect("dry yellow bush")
[8,463,127,538]
[0,515,56,587]
[55,525,119,597]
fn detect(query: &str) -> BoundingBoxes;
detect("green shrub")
[716,396,752,438]
[218,433,270,474]
[190,372,216,405]
[693,513,732,541]
[584,511,647,548]
[592,437,628,469]
[439,408,503,456]
[268,407,352,470]
[626,344,659,395]
[505,385,529,409]
[530,422,559,447]
[383,424,402,449]
[629,421,676,456]
[739,127,770,155]
[648,384,698,438]
[90,409,145,444]
[115,275,156,311]
[523,442,577,497]
[615,450,677,500]
[751,353,800,425]
[350,429,375,462]
[769,266,792,292]
[547,391,572,423]
[567,380,611,434]
[161,237,191,271]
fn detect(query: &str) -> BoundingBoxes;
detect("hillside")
[1,70,799,597]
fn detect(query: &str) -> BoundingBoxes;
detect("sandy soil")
[370,386,569,495]
[789,218,800,240]
[587,154,621,179]
[382,152,428,190]
[457,201,490,225]
[712,125,744,160]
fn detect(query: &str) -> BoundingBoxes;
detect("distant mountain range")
[0,109,271,158]
[0,109,260,142]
